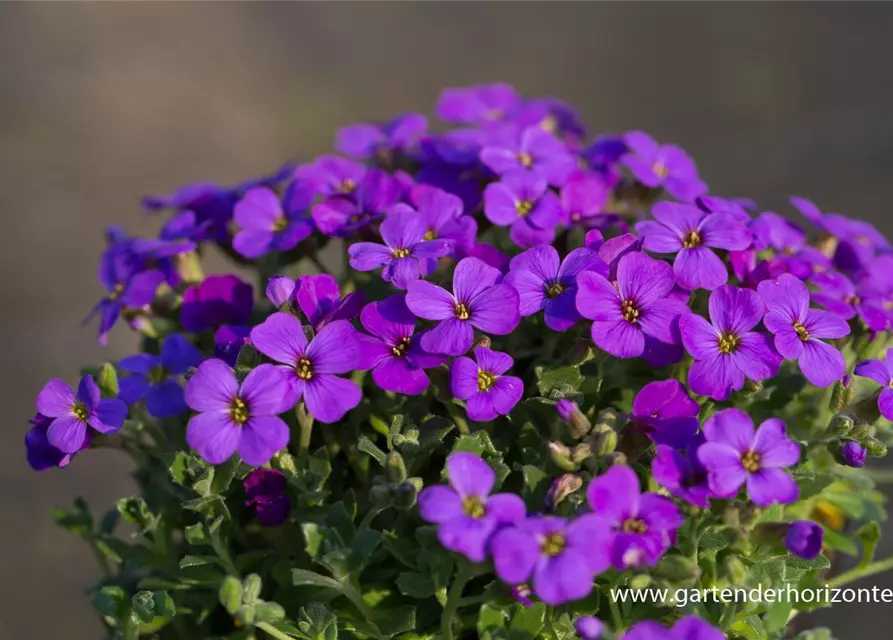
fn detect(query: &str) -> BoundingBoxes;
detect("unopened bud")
[391,482,418,510]
[472,335,491,350]
[628,574,651,590]
[549,442,578,471]
[829,380,855,412]
[828,414,854,437]
[834,441,867,467]
[593,408,619,433]
[865,437,888,458]
[740,379,762,396]
[608,452,628,466]
[723,556,748,585]
[370,484,391,507]
[850,423,872,442]
[556,400,591,439]
[654,555,700,582]
[386,452,407,483]
[571,442,592,463]
[592,430,617,457]
[265,276,296,308]
[544,474,582,510]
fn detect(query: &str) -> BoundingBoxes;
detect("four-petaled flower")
[118,334,203,418]
[480,126,576,186]
[232,187,314,259]
[450,347,524,421]
[630,379,700,448]
[336,113,427,159]
[37,376,128,454]
[854,348,893,421]
[484,173,563,248]
[652,436,712,509]
[621,131,708,202]
[312,170,403,237]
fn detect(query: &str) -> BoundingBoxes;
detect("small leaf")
[153,591,176,618]
[510,602,546,639]
[184,523,210,547]
[358,436,387,467]
[254,601,286,622]
[396,572,436,598]
[92,585,126,618]
[98,362,119,398]
[219,576,242,614]
[242,574,262,605]
[857,521,881,569]
[291,569,343,591]
[179,554,218,569]
[478,604,508,636]
[211,455,241,494]
[131,591,156,624]
[535,365,582,396]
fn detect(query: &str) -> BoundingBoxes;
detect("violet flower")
[450,347,524,421]
[811,271,889,331]
[294,274,365,330]
[244,468,291,527]
[118,334,203,419]
[621,131,707,202]
[560,174,610,227]
[336,113,427,159]
[483,173,563,248]
[854,348,893,420]
[785,521,824,560]
[266,276,296,308]
[292,155,366,198]
[312,170,402,237]
[436,83,521,125]
[25,414,86,471]
[37,376,127,454]
[232,187,314,259]
[631,379,700,448]
[839,441,867,468]
[214,325,252,367]
[180,275,254,334]
[480,126,576,186]
[622,616,725,640]
[574,617,604,640]
[652,438,712,509]
[409,185,478,255]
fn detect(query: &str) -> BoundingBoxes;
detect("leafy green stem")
[827,555,893,589]
[256,621,297,640]
[296,403,314,459]
[441,560,473,640]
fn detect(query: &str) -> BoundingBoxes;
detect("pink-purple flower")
[336,113,427,159]
[560,174,610,227]
[622,616,724,640]
[621,131,708,202]
[785,521,824,560]
[480,126,576,186]
[652,437,712,508]
[483,173,563,248]
[180,275,254,334]
[312,170,403,237]
[244,468,291,527]
[854,348,893,421]
[293,274,365,330]
[37,376,127,454]
[408,185,478,256]
[631,379,699,448]
[232,187,314,259]
[450,347,524,421]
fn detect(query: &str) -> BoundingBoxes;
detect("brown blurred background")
[2,3,893,638]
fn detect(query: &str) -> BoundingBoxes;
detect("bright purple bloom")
[583,134,627,185]
[266,276,296,308]
[511,585,534,608]
[184,360,294,466]
[25,414,85,471]
[232,187,313,259]
[312,170,403,237]
[621,131,707,202]
[418,452,525,562]
[811,271,889,331]
[214,325,251,366]
[118,334,202,419]
[292,155,366,199]
[513,97,586,139]
[622,616,724,640]
[451,347,524,421]
[358,295,445,395]
[244,468,291,527]
[758,274,850,387]
[785,521,824,560]
[586,465,683,569]
[576,252,686,361]
[294,274,364,330]
[637,202,752,290]
[466,242,510,273]
[698,195,755,223]
[574,617,604,640]
[555,399,578,422]
[180,275,254,334]
[697,408,800,506]
[436,83,521,125]
[348,208,451,289]
[336,113,427,159]
[490,514,611,606]
[483,173,563,248]
[505,245,608,331]
[480,126,576,186]
[631,379,699,448]
[560,175,610,227]
[679,285,782,400]
[249,313,361,423]
[854,348,893,421]
[839,441,867,468]
[36,376,127,454]
[652,437,712,508]
[406,257,520,356]
[409,185,478,255]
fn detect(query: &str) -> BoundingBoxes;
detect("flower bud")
[369,483,391,507]
[472,335,492,350]
[386,452,407,483]
[836,441,867,467]
[548,442,578,471]
[865,437,888,458]
[850,423,872,442]
[828,414,854,437]
[829,378,855,411]
[265,276,296,308]
[391,481,418,510]
[572,442,593,463]
[544,474,582,509]
[784,521,824,560]
[556,400,591,439]
[608,451,628,466]
[592,430,617,457]
[628,574,651,590]
[406,476,424,493]
[654,555,700,582]
[593,408,619,433]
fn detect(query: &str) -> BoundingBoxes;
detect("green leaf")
[184,523,210,546]
[452,431,498,456]
[152,591,176,618]
[92,585,126,618]
[787,554,832,571]
[857,521,881,569]
[358,435,387,467]
[219,576,242,614]
[53,497,93,537]
[396,572,436,598]
[179,554,218,569]
[211,455,241,494]
[763,600,793,633]
[115,497,156,532]
[242,574,263,604]
[535,365,583,396]
[510,603,546,639]
[478,604,508,635]
[291,569,343,591]
[793,629,834,640]
[821,526,860,556]
[298,602,338,640]
[302,522,325,559]
[349,529,383,573]
[131,591,157,624]
[254,601,286,622]
[97,362,119,398]
[375,605,416,636]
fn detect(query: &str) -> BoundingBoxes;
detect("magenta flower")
[679,285,781,400]
[758,274,850,387]
[451,347,524,422]
[811,270,889,331]
[406,257,520,356]
[576,252,686,360]
[621,131,707,202]
[37,376,127,454]
[480,126,576,186]
[266,276,296,308]
[249,313,362,423]
[574,617,604,640]
[358,295,445,395]
[622,617,724,640]
[785,521,824,560]
[652,437,712,509]
[118,334,203,419]
[294,274,365,331]
[491,514,611,605]
[232,187,314,259]
[436,83,521,125]
[697,408,800,506]
[854,348,893,420]
[185,360,294,466]
[312,170,402,237]
[560,174,610,227]
[586,465,682,569]
[408,185,478,255]
[483,173,563,248]
[418,452,525,562]
[244,468,291,527]
[180,275,254,334]
[631,379,699,447]
[637,202,752,290]
[348,208,451,289]
[292,155,366,198]
[336,113,427,159]
[505,245,608,331]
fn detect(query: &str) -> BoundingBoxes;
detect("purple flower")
[292,155,366,198]
[25,414,85,471]
[185,360,294,466]
[336,113,427,159]
[294,274,364,330]
[587,465,683,569]
[555,399,578,422]
[698,195,755,223]
[785,521,824,560]
[180,275,254,334]
[467,242,511,273]
[214,325,251,366]
[312,170,403,237]
[232,187,313,259]
[406,257,520,356]
[266,276,296,308]
[560,175,610,227]
[418,452,525,562]
[574,617,604,640]
[631,379,699,448]
[622,616,724,640]
[451,347,524,421]
[249,313,361,423]
[505,245,608,331]
[839,441,867,468]
[409,185,478,255]
[854,348,893,420]
[480,126,576,186]
[811,271,889,331]
[637,202,752,290]
[118,334,203,419]
[244,468,291,527]
[758,274,850,387]
[348,208,451,289]
[436,83,521,125]
[621,131,707,202]
[491,514,611,605]
[583,135,627,185]
[36,376,128,454]
[358,295,445,395]
[697,408,800,506]
[652,438,712,508]
[679,285,782,400]
[576,252,686,361]
[483,173,563,248]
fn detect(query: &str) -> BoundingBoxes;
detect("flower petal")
[186,411,241,465]
[674,247,728,291]
[617,252,675,307]
[348,242,393,271]
[146,380,188,419]
[468,285,521,335]
[307,320,361,374]
[250,312,308,367]
[238,416,291,466]
[590,318,645,358]
[372,357,430,395]
[37,379,76,418]
[47,415,89,454]
[421,318,474,356]
[454,257,501,303]
[303,375,361,423]
[184,359,239,412]
[405,280,456,321]
[241,364,296,415]
[855,358,892,387]
[708,285,764,334]
[799,340,845,388]
[746,468,799,506]
[703,408,755,451]
[491,527,539,584]
[587,465,640,523]
[533,549,595,606]
[753,418,800,468]
[757,274,808,323]
[688,354,744,400]
[418,486,463,524]
[448,452,496,497]
[699,213,752,251]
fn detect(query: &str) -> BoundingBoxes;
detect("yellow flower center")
[391,336,411,357]
[653,161,669,178]
[463,496,485,519]
[423,229,437,241]
[683,230,702,248]
[622,299,640,324]
[454,302,470,321]
[518,152,534,168]
[718,332,740,354]
[109,283,125,302]
[230,397,250,425]
[546,282,566,299]
[570,212,582,223]
[148,366,167,384]
[73,401,89,422]
[392,247,411,259]
[621,518,648,534]
[741,450,761,473]
[272,216,289,233]
[516,200,534,217]
[296,357,314,380]
[541,532,566,557]
[478,370,497,392]
[793,322,810,342]
[340,179,357,193]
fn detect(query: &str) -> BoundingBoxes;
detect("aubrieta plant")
[29,83,893,640]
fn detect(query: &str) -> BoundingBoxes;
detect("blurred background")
[2,3,892,638]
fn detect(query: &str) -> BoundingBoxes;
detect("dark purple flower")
[621,131,707,202]
[811,271,889,331]
[652,438,712,508]
[697,408,800,506]
[232,187,313,259]
[574,616,604,640]
[637,202,752,290]
[483,173,563,248]
[451,347,524,421]
[118,334,203,419]
[679,285,782,400]
[854,348,893,421]
[480,126,576,186]
[758,274,850,387]
[294,274,364,330]
[415,161,484,214]
[249,313,361,423]
[358,295,445,395]
[244,468,291,527]
[348,208,452,289]
[436,83,521,125]
[467,242,511,273]
[336,113,427,159]
[185,360,294,465]
[266,276,296,308]
[292,155,366,198]
[631,379,699,448]
[576,252,686,360]
[785,521,824,560]
[583,134,627,185]
[491,514,611,605]
[512,97,585,138]
[36,376,127,454]
[25,414,86,471]
[839,441,867,468]
[214,325,252,366]
[622,616,724,640]
[560,175,610,227]
[418,452,525,562]
[505,245,608,332]
[312,170,402,237]
[88,268,165,346]
[409,185,478,255]
[180,275,254,333]
[406,257,520,356]
[587,465,682,569]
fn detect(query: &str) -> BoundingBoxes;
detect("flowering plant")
[31,83,893,640]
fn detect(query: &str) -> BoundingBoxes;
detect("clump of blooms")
[29,83,892,640]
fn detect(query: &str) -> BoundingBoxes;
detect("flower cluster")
[29,83,893,640]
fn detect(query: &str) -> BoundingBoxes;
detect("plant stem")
[441,561,473,640]
[359,506,385,531]
[608,592,624,635]
[256,622,297,640]
[827,555,893,589]
[296,404,314,459]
